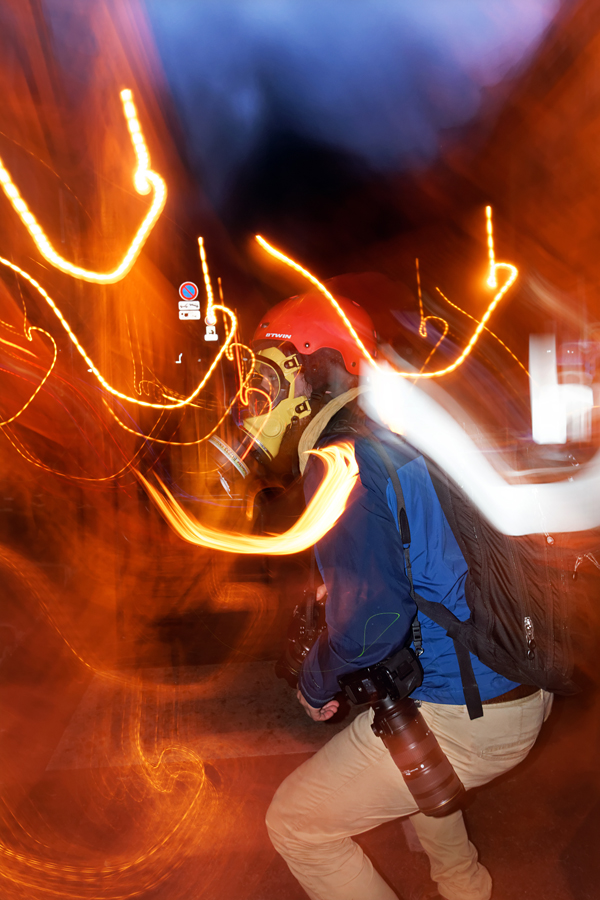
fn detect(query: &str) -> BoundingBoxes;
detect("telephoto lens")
[371,695,465,817]
[339,646,465,818]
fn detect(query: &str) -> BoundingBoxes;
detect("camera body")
[338,644,423,706]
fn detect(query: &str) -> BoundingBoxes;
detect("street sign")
[179,281,199,301]
[179,300,200,310]
[179,309,201,320]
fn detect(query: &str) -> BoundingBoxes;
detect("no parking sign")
[178,282,200,319]
[179,282,198,301]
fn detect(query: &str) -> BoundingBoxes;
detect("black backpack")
[369,437,583,720]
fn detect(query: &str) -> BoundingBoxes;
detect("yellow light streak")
[416,258,428,338]
[0,334,36,357]
[485,204,497,289]
[103,352,253,447]
[419,317,449,373]
[198,236,215,317]
[1,414,160,483]
[239,386,274,460]
[256,234,377,367]
[0,327,57,426]
[256,208,518,380]
[0,88,166,284]
[426,263,518,376]
[137,441,358,554]
[413,257,450,368]
[0,257,237,409]
[217,272,254,404]
[436,287,529,376]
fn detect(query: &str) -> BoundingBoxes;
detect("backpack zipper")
[524,616,536,660]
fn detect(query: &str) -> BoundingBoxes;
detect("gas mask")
[207,347,311,494]
[241,347,311,460]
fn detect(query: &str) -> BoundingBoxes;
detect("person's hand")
[316,584,328,603]
[297,689,339,722]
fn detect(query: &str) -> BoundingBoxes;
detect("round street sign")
[179,281,199,301]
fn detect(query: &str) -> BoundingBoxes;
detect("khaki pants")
[266,690,553,900]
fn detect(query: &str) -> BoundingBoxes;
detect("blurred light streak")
[126,316,146,398]
[530,334,593,444]
[137,441,358,553]
[219,280,253,405]
[416,258,427,338]
[0,397,158,483]
[0,334,36,357]
[0,328,56,426]
[0,258,236,410]
[256,209,518,380]
[198,236,215,320]
[435,287,529,376]
[256,233,377,366]
[486,204,497,288]
[238,386,275,461]
[0,90,166,285]
[103,380,241,447]
[419,317,449,372]
[217,271,254,401]
[413,257,451,370]
[0,550,217,900]
[363,366,600,535]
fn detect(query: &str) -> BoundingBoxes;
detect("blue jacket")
[298,423,517,708]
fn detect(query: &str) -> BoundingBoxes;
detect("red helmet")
[252,291,377,374]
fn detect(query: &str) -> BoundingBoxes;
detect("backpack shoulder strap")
[365,435,484,719]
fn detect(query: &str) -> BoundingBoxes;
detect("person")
[251,288,553,900]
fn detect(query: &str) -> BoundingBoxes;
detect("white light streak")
[361,364,600,535]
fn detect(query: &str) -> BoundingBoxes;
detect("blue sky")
[144,1,561,204]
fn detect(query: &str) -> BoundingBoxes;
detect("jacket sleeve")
[298,437,417,707]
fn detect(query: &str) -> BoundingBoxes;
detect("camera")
[338,644,424,705]
[276,597,464,818]
[275,589,327,688]
[339,646,465,818]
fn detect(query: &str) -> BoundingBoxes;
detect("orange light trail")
[0,257,236,409]
[198,236,216,318]
[419,317,449,373]
[413,256,450,370]
[436,286,529,376]
[137,441,358,554]
[485,204,497,289]
[256,234,376,367]
[102,349,254,447]
[0,89,166,284]
[238,387,275,461]
[256,207,518,380]
[0,334,36,356]
[416,258,428,338]
[0,327,57,426]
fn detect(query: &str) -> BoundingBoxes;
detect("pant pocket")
[478,699,544,764]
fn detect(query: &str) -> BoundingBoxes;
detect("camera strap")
[365,436,484,719]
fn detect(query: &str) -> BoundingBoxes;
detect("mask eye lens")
[248,360,284,410]
[247,386,271,418]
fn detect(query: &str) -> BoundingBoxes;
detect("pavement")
[2,653,597,900]
[1,526,599,900]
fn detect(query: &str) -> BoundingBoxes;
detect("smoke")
[144,0,562,203]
